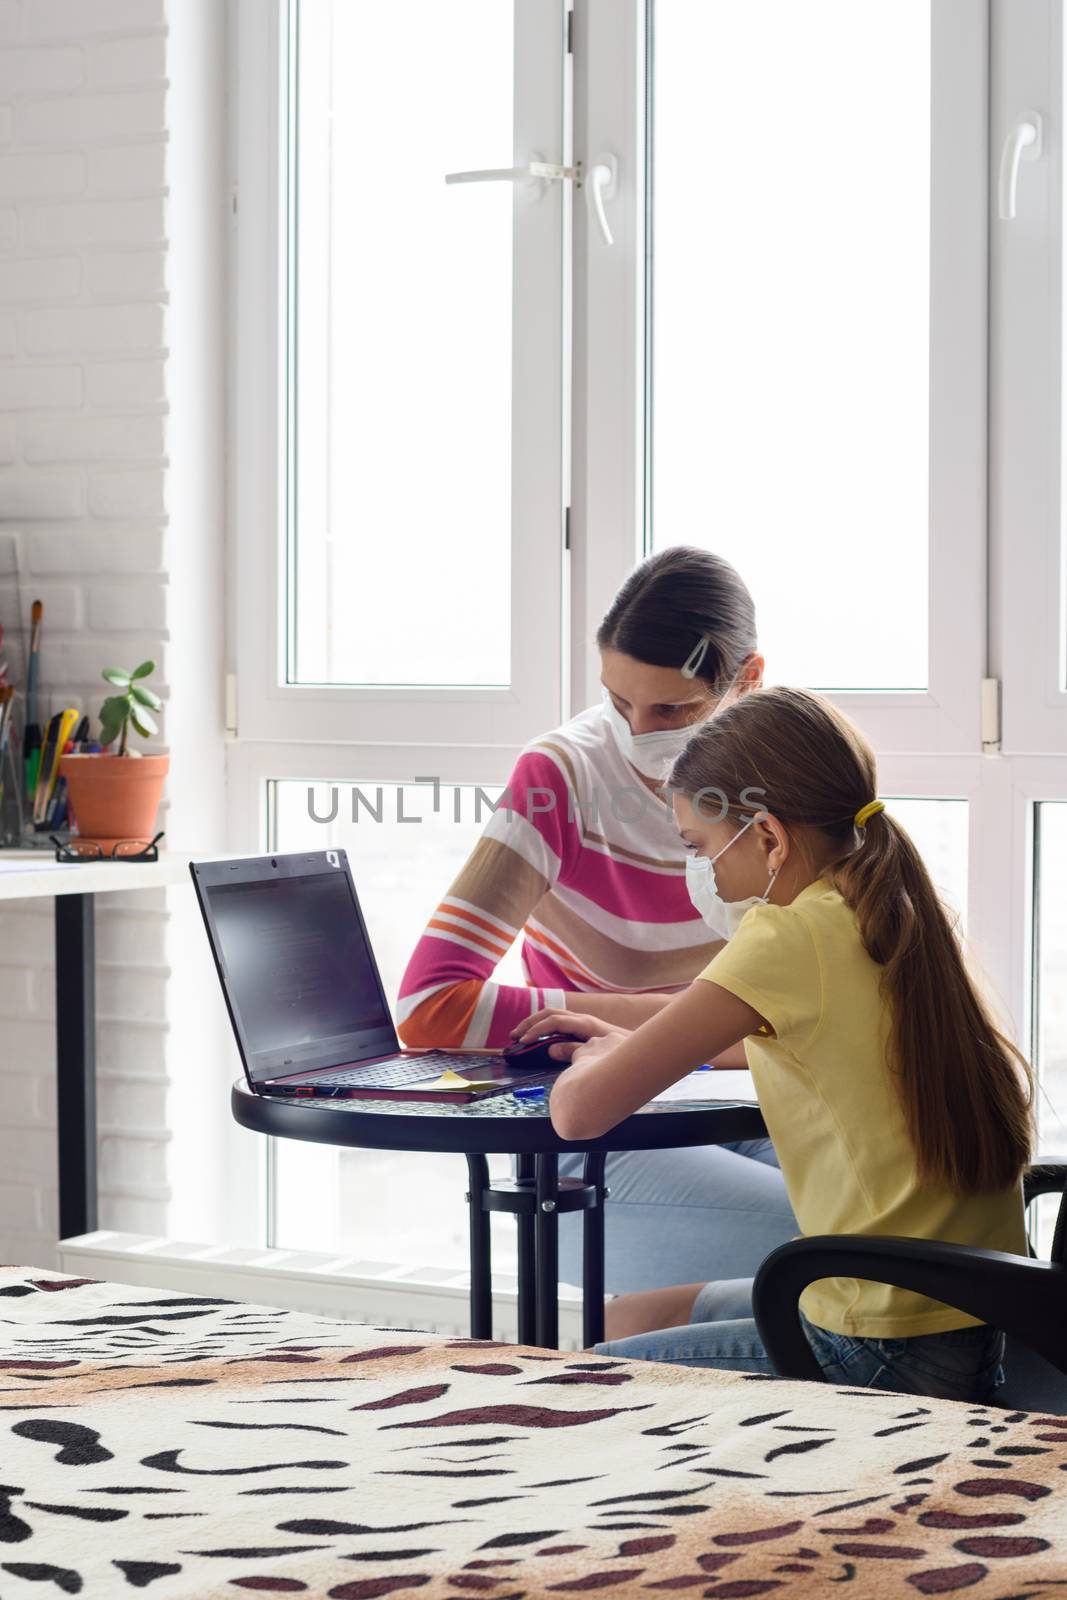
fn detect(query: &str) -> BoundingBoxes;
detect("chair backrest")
[1023,1164,1067,1266]
[1054,1188,1067,1267]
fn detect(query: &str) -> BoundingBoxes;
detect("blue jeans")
[593,1276,1007,1404]
[527,1137,798,1293]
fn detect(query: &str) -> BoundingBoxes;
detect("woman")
[397,546,798,1290]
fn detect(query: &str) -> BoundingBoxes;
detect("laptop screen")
[200,863,400,1084]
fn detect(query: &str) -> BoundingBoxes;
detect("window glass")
[1036,812,1067,1248]
[1034,805,1067,1195]
[271,780,523,1269]
[885,797,968,927]
[651,0,931,691]
[288,0,512,687]
[269,783,968,1270]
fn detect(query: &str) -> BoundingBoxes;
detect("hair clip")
[680,634,710,679]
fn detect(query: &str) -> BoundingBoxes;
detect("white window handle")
[998,112,1042,221]
[445,158,578,188]
[585,156,616,246]
[445,155,619,244]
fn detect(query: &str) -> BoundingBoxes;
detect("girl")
[513,686,1031,1401]
[397,546,801,1291]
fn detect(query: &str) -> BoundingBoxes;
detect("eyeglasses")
[50,830,165,864]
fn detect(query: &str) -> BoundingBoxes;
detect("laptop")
[190,849,560,1102]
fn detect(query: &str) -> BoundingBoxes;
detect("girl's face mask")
[684,817,780,940]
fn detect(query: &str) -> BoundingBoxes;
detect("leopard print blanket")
[2,1265,1065,1597]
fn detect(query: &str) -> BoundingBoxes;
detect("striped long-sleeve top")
[396,701,721,1048]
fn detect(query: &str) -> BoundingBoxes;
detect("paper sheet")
[650,1068,758,1104]
[421,1068,500,1091]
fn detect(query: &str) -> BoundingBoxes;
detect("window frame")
[231,0,571,753]
[576,0,990,755]
[992,0,1067,754]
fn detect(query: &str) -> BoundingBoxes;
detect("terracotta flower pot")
[59,753,169,846]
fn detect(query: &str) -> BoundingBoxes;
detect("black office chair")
[752,1163,1067,1415]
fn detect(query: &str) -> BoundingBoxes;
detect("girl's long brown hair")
[670,686,1033,1195]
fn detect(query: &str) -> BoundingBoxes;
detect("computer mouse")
[502,1031,584,1073]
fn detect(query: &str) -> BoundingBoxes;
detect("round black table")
[232,1079,767,1351]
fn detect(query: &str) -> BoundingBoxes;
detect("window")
[269,782,972,1264]
[652,1,931,694]
[885,798,968,926]
[1034,803,1067,1158]
[270,780,524,1002]
[271,780,524,1266]
[578,0,988,753]
[1032,801,1067,1250]
[228,0,1067,1266]
[234,0,568,751]
[287,1,514,689]
[995,0,1067,753]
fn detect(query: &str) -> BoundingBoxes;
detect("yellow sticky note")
[423,1069,498,1090]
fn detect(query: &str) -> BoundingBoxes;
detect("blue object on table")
[513,1084,547,1100]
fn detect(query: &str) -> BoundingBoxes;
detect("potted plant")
[59,661,168,844]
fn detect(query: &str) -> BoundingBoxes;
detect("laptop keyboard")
[281,1051,501,1090]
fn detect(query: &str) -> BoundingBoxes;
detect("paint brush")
[24,599,42,802]
[0,684,15,822]
[0,684,14,761]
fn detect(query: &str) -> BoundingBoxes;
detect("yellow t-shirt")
[698,878,1026,1337]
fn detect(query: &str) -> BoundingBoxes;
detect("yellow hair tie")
[854,799,885,828]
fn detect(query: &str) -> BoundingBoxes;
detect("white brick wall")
[0,0,171,1268]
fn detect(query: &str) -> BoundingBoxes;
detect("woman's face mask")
[601,690,699,780]
[684,817,780,940]
[601,663,742,782]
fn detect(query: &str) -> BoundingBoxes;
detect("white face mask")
[601,690,696,780]
[685,817,780,940]
[601,664,743,782]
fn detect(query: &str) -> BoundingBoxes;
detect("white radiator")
[57,1231,590,1349]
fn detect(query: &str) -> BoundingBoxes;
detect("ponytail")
[670,686,1033,1195]
[830,810,1033,1194]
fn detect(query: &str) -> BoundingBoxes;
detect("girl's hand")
[510,1007,622,1043]
[547,981,765,1144]
[570,1031,627,1068]
[508,1008,629,1062]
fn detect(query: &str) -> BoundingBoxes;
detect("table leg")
[465,1153,492,1339]
[582,1150,607,1349]
[535,1152,559,1349]
[55,893,96,1240]
[516,1152,536,1345]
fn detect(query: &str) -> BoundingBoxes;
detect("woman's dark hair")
[670,686,1034,1197]
[596,546,757,693]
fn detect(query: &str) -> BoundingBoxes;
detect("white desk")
[0,850,195,1236]
[0,852,192,899]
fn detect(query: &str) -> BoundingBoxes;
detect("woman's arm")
[548,981,767,1143]
[519,992,676,1032]
[512,998,749,1062]
[396,750,573,1049]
